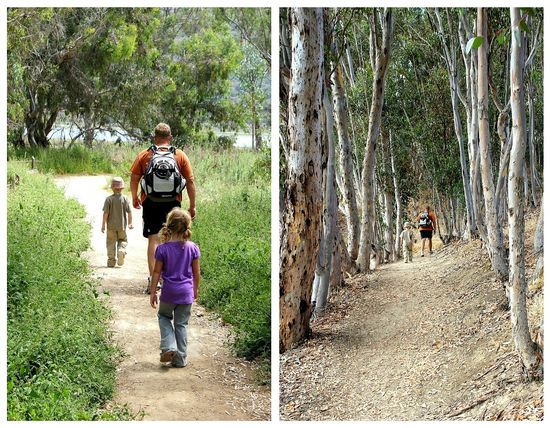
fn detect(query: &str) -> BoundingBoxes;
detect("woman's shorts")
[142,198,181,237]
[420,230,433,239]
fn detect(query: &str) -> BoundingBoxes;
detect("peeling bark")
[279,8,324,352]
[508,8,542,380]
[477,8,508,284]
[357,9,394,272]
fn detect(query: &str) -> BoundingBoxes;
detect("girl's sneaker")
[160,350,176,363]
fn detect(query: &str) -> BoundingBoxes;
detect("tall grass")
[7,166,132,420]
[191,148,271,372]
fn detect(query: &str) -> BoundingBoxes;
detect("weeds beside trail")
[9,143,271,378]
[7,166,132,420]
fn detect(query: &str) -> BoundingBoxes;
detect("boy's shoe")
[430,250,434,255]
[420,252,424,257]
[107,261,116,268]
[117,250,125,266]
[160,350,176,363]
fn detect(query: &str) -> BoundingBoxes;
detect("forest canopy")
[7,7,271,149]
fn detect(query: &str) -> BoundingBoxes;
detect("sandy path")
[55,175,269,421]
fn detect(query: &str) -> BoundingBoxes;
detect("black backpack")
[140,145,186,202]
[419,212,432,227]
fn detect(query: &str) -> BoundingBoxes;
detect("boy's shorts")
[142,198,181,237]
[420,230,433,239]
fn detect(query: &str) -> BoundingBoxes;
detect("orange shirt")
[417,212,437,231]
[130,145,194,203]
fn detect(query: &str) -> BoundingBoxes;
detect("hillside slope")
[280,210,543,421]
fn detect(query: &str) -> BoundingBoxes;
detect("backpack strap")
[149,144,176,154]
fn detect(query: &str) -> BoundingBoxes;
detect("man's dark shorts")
[420,230,433,240]
[142,198,181,237]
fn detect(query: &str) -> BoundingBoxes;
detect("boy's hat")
[404,221,411,228]
[111,177,125,189]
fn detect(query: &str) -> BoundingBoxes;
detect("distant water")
[48,126,269,149]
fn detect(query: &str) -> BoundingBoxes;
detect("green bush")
[7,166,130,420]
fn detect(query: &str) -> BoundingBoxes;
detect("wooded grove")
[279,7,543,382]
[7,7,270,149]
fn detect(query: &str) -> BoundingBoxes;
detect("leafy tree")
[236,43,269,149]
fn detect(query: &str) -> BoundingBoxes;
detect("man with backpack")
[130,123,196,293]
[417,205,437,257]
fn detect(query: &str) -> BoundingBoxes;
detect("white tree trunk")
[332,59,360,261]
[313,86,338,317]
[434,9,476,240]
[383,189,394,261]
[390,132,402,257]
[280,8,324,352]
[357,9,394,272]
[508,8,542,380]
[477,8,508,283]
[532,201,543,280]
[527,79,538,207]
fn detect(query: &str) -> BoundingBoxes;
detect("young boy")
[102,177,133,267]
[400,222,415,263]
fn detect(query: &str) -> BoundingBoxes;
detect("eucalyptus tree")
[356,8,394,272]
[279,8,324,351]
[218,7,271,67]
[476,8,509,284]
[236,43,269,149]
[507,7,543,380]
[8,8,113,147]
[431,8,476,240]
[330,10,361,263]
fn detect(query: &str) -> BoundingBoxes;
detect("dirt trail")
[55,175,269,421]
[281,234,543,421]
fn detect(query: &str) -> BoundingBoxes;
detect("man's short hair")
[154,123,171,139]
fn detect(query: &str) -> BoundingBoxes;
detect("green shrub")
[7,166,130,420]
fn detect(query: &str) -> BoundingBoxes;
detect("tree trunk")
[532,201,543,280]
[477,8,508,283]
[279,8,324,352]
[389,132,402,258]
[507,8,542,380]
[434,9,476,240]
[357,9,394,272]
[468,53,483,238]
[25,90,57,148]
[330,229,343,290]
[312,86,338,317]
[383,190,394,261]
[331,59,360,261]
[526,78,537,206]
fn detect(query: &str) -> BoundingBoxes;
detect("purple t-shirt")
[154,240,200,305]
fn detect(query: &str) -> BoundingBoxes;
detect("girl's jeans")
[158,301,192,364]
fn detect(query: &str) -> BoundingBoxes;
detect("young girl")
[149,207,200,368]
